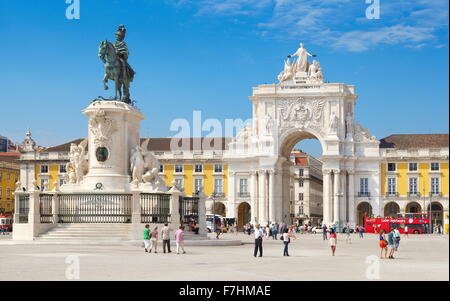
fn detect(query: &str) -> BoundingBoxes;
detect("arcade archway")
[384,202,400,217]
[214,202,226,217]
[237,202,251,228]
[406,202,422,213]
[357,202,372,226]
[427,202,444,231]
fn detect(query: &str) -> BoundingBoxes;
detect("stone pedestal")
[81,100,145,192]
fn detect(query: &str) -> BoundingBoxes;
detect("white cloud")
[168,0,448,51]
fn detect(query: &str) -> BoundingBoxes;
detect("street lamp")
[211,192,217,232]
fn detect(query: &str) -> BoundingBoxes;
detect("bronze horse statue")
[98,40,132,103]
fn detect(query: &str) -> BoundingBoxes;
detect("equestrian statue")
[98,25,135,104]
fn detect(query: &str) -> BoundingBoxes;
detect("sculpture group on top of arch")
[278,42,324,84]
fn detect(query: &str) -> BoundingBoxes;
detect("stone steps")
[37,224,133,241]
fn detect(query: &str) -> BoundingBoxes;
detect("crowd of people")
[143,223,186,255]
[142,219,436,259]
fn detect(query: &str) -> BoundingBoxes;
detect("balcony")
[385,192,399,197]
[430,192,443,197]
[212,192,225,198]
[407,192,421,197]
[357,192,371,197]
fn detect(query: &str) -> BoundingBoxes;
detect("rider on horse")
[114,24,135,88]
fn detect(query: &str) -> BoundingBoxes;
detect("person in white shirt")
[161,223,171,253]
[254,224,264,257]
[393,227,401,251]
[404,225,409,238]
[282,229,291,256]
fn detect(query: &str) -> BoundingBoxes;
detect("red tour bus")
[364,213,430,234]
[0,214,13,233]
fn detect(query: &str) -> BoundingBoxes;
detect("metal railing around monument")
[18,194,30,223]
[57,194,132,223]
[140,193,171,224]
[39,194,53,223]
[179,196,199,225]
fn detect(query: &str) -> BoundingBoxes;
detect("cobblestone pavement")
[0,233,448,281]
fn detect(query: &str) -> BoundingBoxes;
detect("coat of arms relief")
[277,98,326,137]
[89,110,117,148]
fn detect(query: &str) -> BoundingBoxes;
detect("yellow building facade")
[379,134,449,234]
[0,156,19,214]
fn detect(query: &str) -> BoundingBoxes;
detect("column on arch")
[348,170,356,225]
[258,169,267,225]
[340,170,347,223]
[250,171,258,224]
[268,169,276,224]
[322,169,332,225]
[333,169,341,224]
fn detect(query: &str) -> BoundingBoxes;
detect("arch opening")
[278,130,325,226]
[406,202,422,213]
[384,202,400,218]
[357,202,372,226]
[427,202,444,232]
[237,202,251,228]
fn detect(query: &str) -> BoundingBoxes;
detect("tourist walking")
[393,227,401,251]
[404,225,409,238]
[143,224,151,253]
[359,225,364,238]
[282,229,291,256]
[149,226,158,253]
[175,225,186,254]
[161,223,171,253]
[329,228,337,256]
[379,229,388,259]
[271,224,278,240]
[345,225,352,244]
[254,224,264,257]
[387,228,396,259]
[322,224,328,240]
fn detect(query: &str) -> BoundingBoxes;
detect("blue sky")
[1,0,448,157]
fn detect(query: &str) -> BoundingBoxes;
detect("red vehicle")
[0,214,13,233]
[364,213,430,234]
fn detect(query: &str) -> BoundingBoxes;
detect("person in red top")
[329,228,337,256]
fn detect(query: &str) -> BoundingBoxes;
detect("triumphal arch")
[225,43,381,227]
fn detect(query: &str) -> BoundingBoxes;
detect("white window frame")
[174,178,183,190]
[214,178,223,194]
[387,163,396,172]
[214,164,223,173]
[239,178,248,196]
[387,177,397,195]
[174,164,183,173]
[194,178,203,194]
[59,164,67,174]
[409,177,418,195]
[40,165,49,174]
[430,162,440,171]
[431,177,440,195]
[360,178,369,195]
[194,164,203,173]
[408,163,418,171]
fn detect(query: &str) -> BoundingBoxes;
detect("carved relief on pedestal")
[277,98,325,136]
[89,110,117,149]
